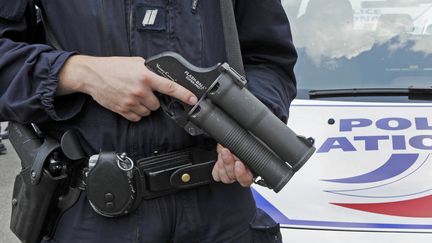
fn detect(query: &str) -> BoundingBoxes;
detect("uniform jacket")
[0,0,297,159]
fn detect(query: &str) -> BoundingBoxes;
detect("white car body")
[253,100,432,242]
[253,1,432,242]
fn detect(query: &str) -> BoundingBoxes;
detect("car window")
[283,0,432,90]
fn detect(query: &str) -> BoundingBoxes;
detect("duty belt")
[77,146,217,217]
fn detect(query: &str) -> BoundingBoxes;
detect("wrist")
[57,55,97,96]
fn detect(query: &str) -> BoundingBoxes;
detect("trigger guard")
[160,96,191,128]
[159,95,204,136]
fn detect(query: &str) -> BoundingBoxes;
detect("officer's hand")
[212,144,254,187]
[58,55,197,121]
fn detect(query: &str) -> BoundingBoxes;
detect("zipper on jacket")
[191,0,199,14]
[127,0,134,55]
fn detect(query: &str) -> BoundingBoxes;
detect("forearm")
[236,0,298,122]
[245,66,296,122]
[0,38,85,123]
[0,1,86,123]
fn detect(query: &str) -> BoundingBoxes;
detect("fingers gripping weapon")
[145,52,315,192]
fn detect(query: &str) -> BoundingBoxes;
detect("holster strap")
[31,138,61,185]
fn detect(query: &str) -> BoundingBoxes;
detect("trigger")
[158,95,190,128]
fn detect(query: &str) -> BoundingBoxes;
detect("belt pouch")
[139,151,191,199]
[138,147,217,199]
[86,152,143,217]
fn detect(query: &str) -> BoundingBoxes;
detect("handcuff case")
[86,152,143,217]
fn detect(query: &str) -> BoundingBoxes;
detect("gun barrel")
[189,99,293,192]
[144,52,316,190]
[208,70,315,171]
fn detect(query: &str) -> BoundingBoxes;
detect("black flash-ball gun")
[145,52,315,192]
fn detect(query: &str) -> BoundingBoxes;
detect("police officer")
[0,0,297,242]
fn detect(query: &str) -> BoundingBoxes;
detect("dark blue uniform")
[0,0,297,242]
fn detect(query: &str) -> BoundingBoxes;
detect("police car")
[252,1,432,242]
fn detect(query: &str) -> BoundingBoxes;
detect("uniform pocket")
[135,5,167,32]
[131,1,203,65]
[131,1,169,57]
[249,208,282,243]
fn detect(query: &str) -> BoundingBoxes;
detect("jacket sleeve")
[235,0,297,123]
[0,0,85,123]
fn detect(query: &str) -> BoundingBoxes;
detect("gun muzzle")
[208,64,315,171]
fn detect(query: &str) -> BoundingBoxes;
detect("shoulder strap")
[219,0,245,76]
[35,0,63,50]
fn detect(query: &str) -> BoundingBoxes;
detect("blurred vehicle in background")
[252,1,432,242]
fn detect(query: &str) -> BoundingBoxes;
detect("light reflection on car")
[283,0,432,91]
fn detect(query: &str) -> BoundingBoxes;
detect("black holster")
[11,168,65,243]
[8,123,77,243]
